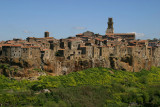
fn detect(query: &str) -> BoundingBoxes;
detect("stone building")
[0,45,2,56]
[106,18,114,33]
[105,18,135,41]
[0,18,159,75]
[2,44,22,58]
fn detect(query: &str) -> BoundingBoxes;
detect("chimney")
[44,31,49,38]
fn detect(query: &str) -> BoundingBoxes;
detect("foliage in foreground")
[0,67,160,106]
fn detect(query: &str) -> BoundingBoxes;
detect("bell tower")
[106,18,114,34]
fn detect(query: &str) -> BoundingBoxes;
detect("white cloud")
[130,32,145,38]
[73,27,87,30]
[23,30,32,34]
[136,33,145,38]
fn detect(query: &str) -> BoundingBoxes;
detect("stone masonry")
[0,18,160,76]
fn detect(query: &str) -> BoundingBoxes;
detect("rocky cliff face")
[42,45,153,75]
[152,47,160,67]
[0,45,160,78]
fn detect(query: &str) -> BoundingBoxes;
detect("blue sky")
[0,0,160,40]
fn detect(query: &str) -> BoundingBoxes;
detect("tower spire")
[106,18,114,34]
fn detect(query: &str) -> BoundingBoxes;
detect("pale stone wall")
[11,47,21,58]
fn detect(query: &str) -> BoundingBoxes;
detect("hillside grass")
[0,67,160,106]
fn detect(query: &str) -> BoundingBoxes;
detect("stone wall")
[1,31,160,77]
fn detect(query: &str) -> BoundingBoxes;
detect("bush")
[0,67,160,106]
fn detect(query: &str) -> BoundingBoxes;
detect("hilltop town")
[0,18,160,77]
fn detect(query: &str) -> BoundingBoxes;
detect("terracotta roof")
[111,37,117,39]
[138,45,143,47]
[107,46,115,47]
[147,46,152,48]
[42,49,49,51]
[105,33,114,36]
[48,39,54,41]
[45,37,54,39]
[95,38,100,40]
[98,46,106,48]
[2,44,22,47]
[95,38,104,41]
[92,45,98,47]
[114,33,135,35]
[24,43,32,44]
[68,37,76,39]
[11,45,22,47]
[98,36,102,37]
[68,38,82,41]
[0,41,5,43]
[108,41,114,42]
[7,41,15,43]
[138,40,147,43]
[130,40,137,42]
[36,38,45,39]
[28,37,47,40]
[2,44,12,46]
[22,47,30,49]
[76,33,83,36]
[81,36,88,38]
[149,42,157,43]
[30,46,40,48]
[80,46,87,48]
[129,41,137,44]
[102,39,108,41]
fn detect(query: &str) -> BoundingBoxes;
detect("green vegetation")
[0,67,160,106]
[33,68,44,72]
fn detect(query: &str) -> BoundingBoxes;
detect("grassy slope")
[0,67,160,106]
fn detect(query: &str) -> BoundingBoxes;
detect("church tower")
[106,18,114,34]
